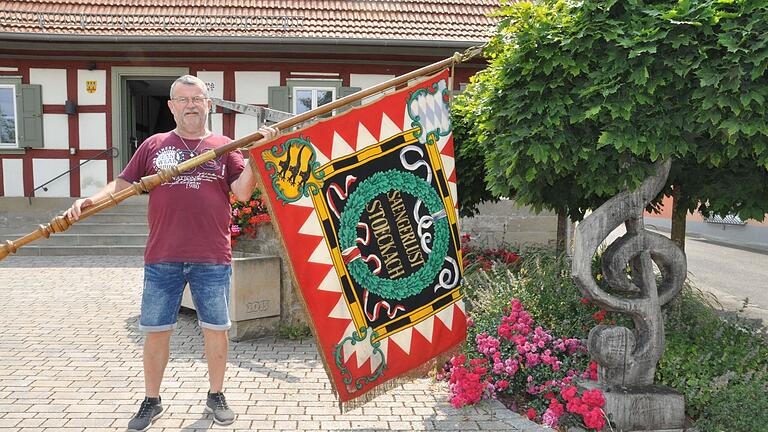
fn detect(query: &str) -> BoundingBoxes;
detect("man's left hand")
[257,125,279,143]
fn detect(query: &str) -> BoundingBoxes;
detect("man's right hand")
[65,198,94,221]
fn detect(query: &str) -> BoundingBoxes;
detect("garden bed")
[447,238,767,432]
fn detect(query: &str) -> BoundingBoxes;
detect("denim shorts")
[139,262,232,332]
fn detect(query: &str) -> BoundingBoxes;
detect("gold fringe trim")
[249,157,342,403]
[339,339,465,413]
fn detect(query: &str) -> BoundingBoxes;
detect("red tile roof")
[0,1,500,42]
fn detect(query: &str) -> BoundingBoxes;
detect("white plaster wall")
[79,159,106,197]
[77,69,106,105]
[32,159,69,197]
[197,71,224,100]
[29,68,67,105]
[78,113,107,150]
[234,71,280,105]
[350,73,395,104]
[42,114,69,150]
[234,113,260,140]
[210,113,223,136]
[2,159,24,197]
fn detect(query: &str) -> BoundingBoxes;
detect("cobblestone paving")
[0,256,547,432]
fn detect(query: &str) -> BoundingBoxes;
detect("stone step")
[1,197,148,234]
[67,222,149,235]
[1,197,152,256]
[1,233,148,247]
[85,212,148,224]
[8,245,145,257]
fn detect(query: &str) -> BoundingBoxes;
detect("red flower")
[566,397,587,415]
[242,207,252,215]
[560,386,578,401]
[592,309,607,322]
[549,398,564,417]
[583,360,599,381]
[580,297,590,304]
[581,389,605,408]
[527,407,537,420]
[582,407,606,430]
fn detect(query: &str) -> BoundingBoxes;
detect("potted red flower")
[229,188,270,248]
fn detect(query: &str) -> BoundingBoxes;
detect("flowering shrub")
[229,189,270,247]
[460,234,521,272]
[448,298,608,431]
[457,241,768,431]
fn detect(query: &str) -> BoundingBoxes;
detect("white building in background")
[0,1,495,199]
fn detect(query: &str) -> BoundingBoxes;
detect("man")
[66,75,278,431]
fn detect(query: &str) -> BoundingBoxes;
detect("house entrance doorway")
[110,67,188,176]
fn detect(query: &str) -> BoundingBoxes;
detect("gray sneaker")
[205,391,235,425]
[127,397,164,432]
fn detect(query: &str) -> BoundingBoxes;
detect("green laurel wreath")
[338,170,449,300]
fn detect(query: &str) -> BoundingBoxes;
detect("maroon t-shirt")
[119,131,244,264]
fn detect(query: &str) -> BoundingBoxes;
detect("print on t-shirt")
[153,145,226,190]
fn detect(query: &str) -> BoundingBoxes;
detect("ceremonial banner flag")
[250,70,466,407]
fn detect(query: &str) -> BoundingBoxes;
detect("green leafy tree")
[454,0,768,250]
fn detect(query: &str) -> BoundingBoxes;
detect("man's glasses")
[171,96,208,105]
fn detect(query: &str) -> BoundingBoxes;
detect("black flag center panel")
[250,70,466,404]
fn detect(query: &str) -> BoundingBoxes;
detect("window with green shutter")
[0,77,43,150]
[0,84,17,148]
[268,79,361,117]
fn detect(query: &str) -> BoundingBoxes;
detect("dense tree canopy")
[454,0,768,229]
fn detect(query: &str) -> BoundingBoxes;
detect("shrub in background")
[659,286,768,432]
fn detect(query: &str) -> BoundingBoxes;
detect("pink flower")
[542,408,560,428]
[525,352,541,367]
[476,333,501,356]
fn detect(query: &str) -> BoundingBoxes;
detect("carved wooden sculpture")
[573,160,687,430]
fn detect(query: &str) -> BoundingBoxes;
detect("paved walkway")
[0,256,546,432]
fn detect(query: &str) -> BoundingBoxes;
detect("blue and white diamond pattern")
[408,79,451,145]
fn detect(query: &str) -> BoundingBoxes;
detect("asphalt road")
[603,226,768,325]
[683,235,768,324]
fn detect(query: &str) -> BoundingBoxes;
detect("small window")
[0,85,18,148]
[293,86,335,118]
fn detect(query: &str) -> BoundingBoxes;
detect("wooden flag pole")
[0,46,483,261]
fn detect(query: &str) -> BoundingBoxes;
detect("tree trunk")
[670,182,686,252]
[556,212,568,255]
